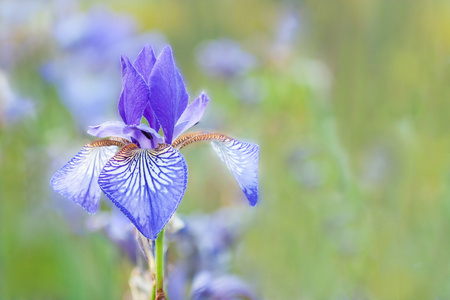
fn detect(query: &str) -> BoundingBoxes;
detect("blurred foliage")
[1,0,450,299]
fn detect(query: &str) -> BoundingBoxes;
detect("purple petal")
[211,139,259,206]
[191,272,258,300]
[166,262,189,300]
[149,46,189,144]
[118,56,150,125]
[196,38,258,78]
[133,45,156,84]
[133,45,160,131]
[98,144,188,239]
[88,121,129,139]
[173,92,209,140]
[88,121,163,149]
[124,123,163,149]
[51,143,119,213]
[143,104,160,133]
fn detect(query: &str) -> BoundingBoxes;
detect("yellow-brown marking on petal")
[90,138,129,148]
[174,133,231,150]
[115,143,171,157]
[122,143,139,151]
[171,132,205,149]
[109,137,132,145]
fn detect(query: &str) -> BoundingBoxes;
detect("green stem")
[150,285,156,300]
[155,228,165,298]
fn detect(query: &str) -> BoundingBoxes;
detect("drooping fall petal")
[98,143,188,239]
[51,140,124,213]
[211,139,259,206]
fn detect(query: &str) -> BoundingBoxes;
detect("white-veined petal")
[211,139,259,206]
[98,144,188,239]
[51,141,122,213]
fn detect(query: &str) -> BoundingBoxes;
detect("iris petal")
[123,123,163,149]
[51,141,122,213]
[132,45,160,131]
[88,121,129,139]
[88,121,162,149]
[118,56,150,125]
[173,92,209,140]
[98,143,188,239]
[143,102,160,133]
[211,139,259,206]
[133,44,156,84]
[149,46,188,144]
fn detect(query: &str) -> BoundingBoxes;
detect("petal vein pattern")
[98,144,188,239]
[211,140,259,206]
[51,144,119,213]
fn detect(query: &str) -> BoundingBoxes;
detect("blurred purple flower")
[167,208,256,299]
[178,208,249,271]
[166,262,190,300]
[53,7,135,53]
[274,9,301,49]
[86,208,138,263]
[196,38,266,104]
[42,6,168,126]
[196,38,257,79]
[191,271,258,300]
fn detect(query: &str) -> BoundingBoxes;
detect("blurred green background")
[1,0,450,299]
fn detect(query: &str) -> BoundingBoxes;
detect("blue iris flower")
[51,45,259,239]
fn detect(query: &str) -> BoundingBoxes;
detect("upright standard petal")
[118,56,150,125]
[173,92,209,140]
[143,104,160,133]
[133,45,160,131]
[149,46,189,144]
[51,140,124,213]
[211,139,259,206]
[98,143,188,239]
[133,44,157,83]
